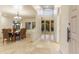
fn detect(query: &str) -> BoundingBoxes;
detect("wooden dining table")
[2,28,26,44]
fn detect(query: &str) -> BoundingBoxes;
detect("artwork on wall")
[25,22,36,30]
[26,22,31,29]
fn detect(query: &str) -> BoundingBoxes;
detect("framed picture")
[25,22,31,29]
[25,22,36,29]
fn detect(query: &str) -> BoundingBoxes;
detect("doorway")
[41,17,54,41]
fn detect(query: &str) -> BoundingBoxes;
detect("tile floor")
[0,38,60,54]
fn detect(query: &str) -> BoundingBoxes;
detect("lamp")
[14,11,22,20]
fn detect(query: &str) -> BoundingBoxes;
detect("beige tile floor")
[0,38,60,54]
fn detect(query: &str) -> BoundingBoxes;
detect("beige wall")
[21,18,36,39]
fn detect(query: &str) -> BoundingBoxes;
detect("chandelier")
[13,5,22,21]
[14,11,22,20]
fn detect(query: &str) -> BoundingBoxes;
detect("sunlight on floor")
[41,34,54,41]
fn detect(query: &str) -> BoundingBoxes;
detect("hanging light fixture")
[14,10,22,20]
[13,5,22,21]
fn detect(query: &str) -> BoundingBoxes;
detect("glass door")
[41,20,54,41]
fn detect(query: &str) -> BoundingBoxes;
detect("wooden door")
[69,5,79,53]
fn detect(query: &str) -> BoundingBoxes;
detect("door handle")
[67,27,70,42]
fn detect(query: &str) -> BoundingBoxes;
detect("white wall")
[54,6,60,42]
[21,18,36,39]
[0,15,55,41]
[0,15,36,40]
[34,16,41,40]
[59,6,69,53]
[0,15,41,41]
[21,18,35,28]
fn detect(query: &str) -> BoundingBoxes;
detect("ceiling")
[0,5,36,19]
[0,5,54,19]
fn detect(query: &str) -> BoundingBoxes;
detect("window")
[51,20,54,31]
[32,22,35,29]
[46,21,50,31]
[43,9,54,16]
[41,20,54,32]
[41,20,44,32]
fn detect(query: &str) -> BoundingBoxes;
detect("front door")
[41,19,54,41]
